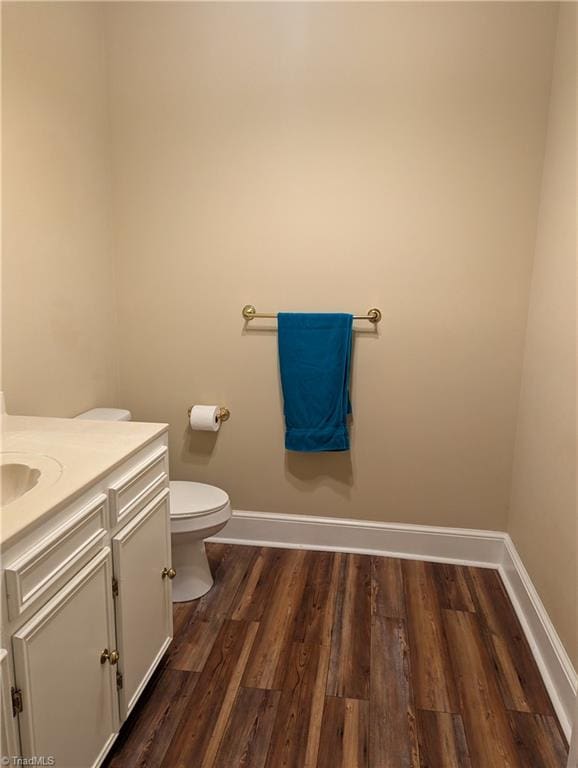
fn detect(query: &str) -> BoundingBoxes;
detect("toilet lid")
[170,481,230,517]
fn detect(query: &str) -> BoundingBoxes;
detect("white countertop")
[1,415,168,548]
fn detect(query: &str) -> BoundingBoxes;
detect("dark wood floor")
[104,544,568,768]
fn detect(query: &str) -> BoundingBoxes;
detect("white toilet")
[75,407,232,602]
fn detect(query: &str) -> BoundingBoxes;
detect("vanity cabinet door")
[112,487,173,719]
[1,649,20,763]
[11,548,119,768]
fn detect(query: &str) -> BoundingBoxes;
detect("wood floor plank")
[264,643,330,768]
[431,563,475,612]
[327,554,371,699]
[103,668,198,768]
[443,609,521,768]
[163,600,201,670]
[293,550,339,646]
[508,712,568,768]
[167,619,223,673]
[467,567,554,715]
[172,599,197,635]
[317,697,369,768]
[231,547,286,622]
[242,549,309,690]
[402,559,458,712]
[371,556,405,619]
[155,543,232,677]
[161,619,258,768]
[370,615,419,767]
[195,545,258,621]
[213,687,281,768]
[206,542,228,572]
[416,710,472,768]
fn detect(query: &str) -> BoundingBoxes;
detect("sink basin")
[1,463,41,505]
[1,452,63,507]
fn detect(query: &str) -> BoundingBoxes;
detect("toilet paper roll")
[189,405,221,432]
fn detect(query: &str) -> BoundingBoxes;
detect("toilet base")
[170,532,214,602]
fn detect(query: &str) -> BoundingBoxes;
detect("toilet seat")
[169,481,231,535]
[170,481,229,517]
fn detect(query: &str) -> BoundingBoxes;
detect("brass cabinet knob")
[161,567,176,580]
[100,648,120,665]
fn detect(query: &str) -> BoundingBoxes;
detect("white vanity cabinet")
[1,434,172,768]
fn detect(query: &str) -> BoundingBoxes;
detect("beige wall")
[108,2,557,531]
[508,4,577,668]
[2,2,118,417]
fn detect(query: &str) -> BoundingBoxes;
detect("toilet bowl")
[74,407,232,601]
[169,481,231,601]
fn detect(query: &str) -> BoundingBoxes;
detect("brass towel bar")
[242,305,382,324]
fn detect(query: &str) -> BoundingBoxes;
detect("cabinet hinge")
[11,686,23,717]
[116,671,123,690]
[112,577,119,598]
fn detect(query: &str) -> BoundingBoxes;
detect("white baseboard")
[499,535,577,741]
[215,509,506,567]
[211,509,577,740]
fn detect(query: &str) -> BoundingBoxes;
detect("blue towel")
[278,313,353,452]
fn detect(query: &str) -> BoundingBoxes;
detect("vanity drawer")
[4,494,108,620]
[108,446,168,527]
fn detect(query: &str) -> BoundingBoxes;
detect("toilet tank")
[75,408,132,422]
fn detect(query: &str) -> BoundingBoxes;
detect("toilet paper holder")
[187,406,230,423]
